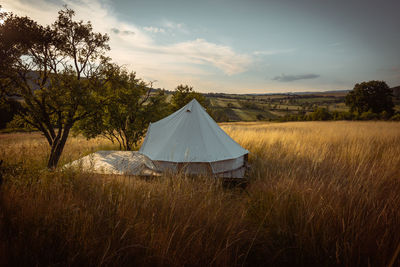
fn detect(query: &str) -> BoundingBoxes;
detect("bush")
[380,111,391,120]
[0,100,22,129]
[360,111,379,120]
[391,113,400,121]
[307,108,332,121]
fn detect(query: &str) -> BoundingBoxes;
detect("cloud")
[253,49,295,56]
[272,73,320,82]
[167,39,251,75]
[163,20,189,34]
[111,28,135,35]
[143,26,165,34]
[2,0,59,25]
[4,0,252,89]
[164,21,184,30]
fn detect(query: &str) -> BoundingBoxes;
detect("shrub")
[391,113,400,121]
[360,111,379,120]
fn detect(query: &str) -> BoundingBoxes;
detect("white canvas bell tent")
[139,99,249,178]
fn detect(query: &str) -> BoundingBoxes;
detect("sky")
[2,0,400,93]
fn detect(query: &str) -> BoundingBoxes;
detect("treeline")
[279,108,400,122]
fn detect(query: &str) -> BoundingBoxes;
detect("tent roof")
[139,99,248,163]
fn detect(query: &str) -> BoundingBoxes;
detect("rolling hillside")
[205,91,347,122]
[203,88,400,122]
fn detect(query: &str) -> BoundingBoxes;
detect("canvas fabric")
[139,99,249,178]
[153,155,245,174]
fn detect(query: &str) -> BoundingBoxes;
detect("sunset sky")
[2,0,400,93]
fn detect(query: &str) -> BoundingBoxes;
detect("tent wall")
[210,155,245,173]
[215,166,246,178]
[152,154,248,178]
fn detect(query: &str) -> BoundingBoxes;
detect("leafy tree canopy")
[345,81,394,115]
[74,66,169,150]
[308,107,332,121]
[0,6,111,168]
[170,84,208,111]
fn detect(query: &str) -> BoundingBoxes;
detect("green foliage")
[280,109,361,122]
[0,99,22,129]
[380,111,390,120]
[331,111,354,120]
[360,111,379,120]
[391,113,400,121]
[74,67,169,150]
[0,7,110,168]
[308,107,332,121]
[6,114,35,131]
[345,81,394,115]
[170,84,207,111]
[239,100,261,110]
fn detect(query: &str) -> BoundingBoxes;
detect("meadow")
[1,121,400,266]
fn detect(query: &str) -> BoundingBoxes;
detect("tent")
[139,99,249,178]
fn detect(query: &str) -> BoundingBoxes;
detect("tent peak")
[186,98,200,112]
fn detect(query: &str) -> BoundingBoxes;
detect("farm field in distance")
[1,121,400,266]
[203,88,400,121]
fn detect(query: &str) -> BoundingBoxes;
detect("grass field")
[1,121,400,266]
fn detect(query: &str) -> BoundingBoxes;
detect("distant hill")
[204,90,348,122]
[203,87,400,122]
[282,90,350,96]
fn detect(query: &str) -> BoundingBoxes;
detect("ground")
[1,121,400,266]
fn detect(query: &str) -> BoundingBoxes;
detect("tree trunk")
[47,125,72,169]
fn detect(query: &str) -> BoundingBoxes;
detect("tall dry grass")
[1,121,400,266]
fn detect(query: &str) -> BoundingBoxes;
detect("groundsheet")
[65,150,159,176]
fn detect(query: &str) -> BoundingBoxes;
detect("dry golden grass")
[1,121,400,266]
[0,132,118,167]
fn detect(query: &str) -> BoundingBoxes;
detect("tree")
[0,7,111,168]
[74,67,169,150]
[345,81,394,115]
[306,107,332,121]
[170,84,208,111]
[0,99,22,129]
[359,111,379,120]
